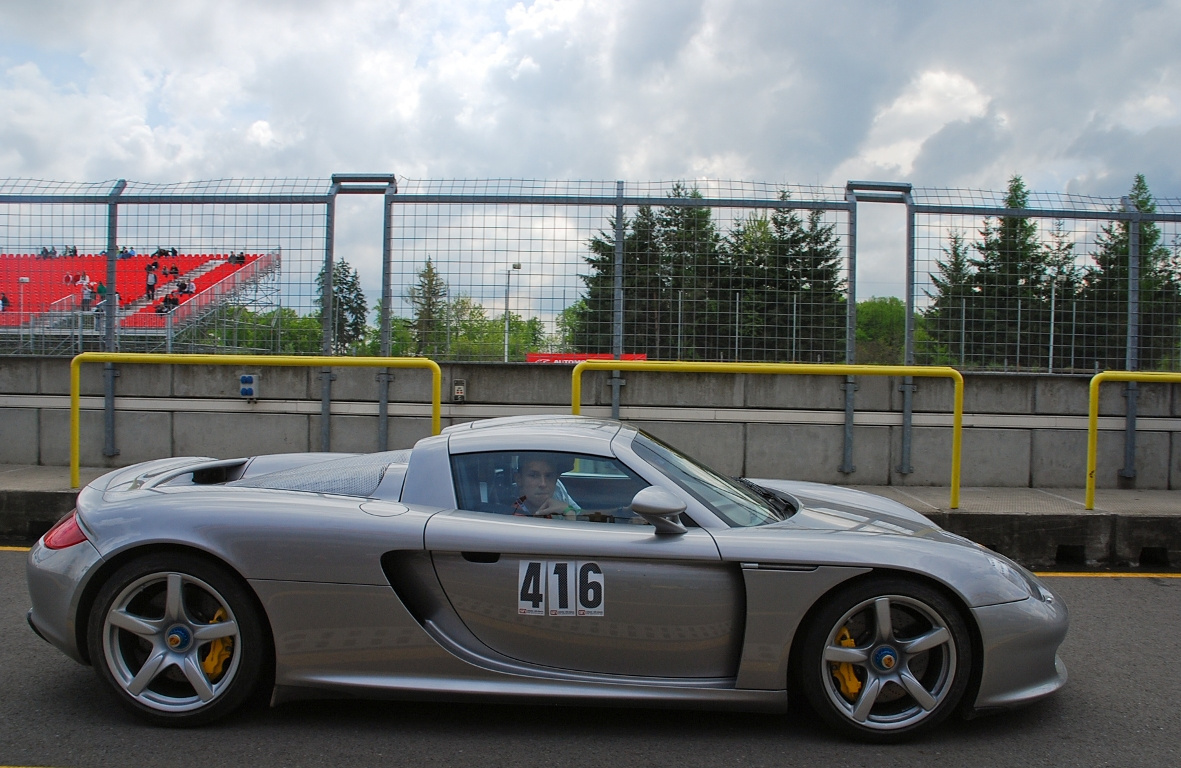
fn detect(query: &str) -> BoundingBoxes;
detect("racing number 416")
[518,560,604,617]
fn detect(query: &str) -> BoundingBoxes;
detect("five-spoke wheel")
[798,577,972,742]
[87,553,267,726]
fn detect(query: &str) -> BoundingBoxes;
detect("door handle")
[461,551,500,563]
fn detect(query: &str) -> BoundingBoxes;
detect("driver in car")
[511,454,581,519]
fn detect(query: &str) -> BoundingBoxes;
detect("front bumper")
[970,586,1069,711]
[26,537,104,664]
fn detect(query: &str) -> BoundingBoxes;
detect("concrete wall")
[1,357,1178,489]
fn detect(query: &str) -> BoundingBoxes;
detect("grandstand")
[0,250,280,350]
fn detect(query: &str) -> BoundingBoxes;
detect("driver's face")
[517,459,558,509]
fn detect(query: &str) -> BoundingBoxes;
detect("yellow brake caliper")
[831,626,862,701]
[201,608,233,681]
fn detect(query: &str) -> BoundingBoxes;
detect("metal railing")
[69,352,442,488]
[1085,370,1181,509]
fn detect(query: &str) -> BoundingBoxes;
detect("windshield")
[631,432,783,527]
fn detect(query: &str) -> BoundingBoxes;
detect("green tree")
[968,175,1051,368]
[659,185,723,359]
[1078,174,1181,370]
[856,296,906,364]
[407,257,448,356]
[316,259,369,354]
[922,230,974,364]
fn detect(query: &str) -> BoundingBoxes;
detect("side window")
[451,451,650,525]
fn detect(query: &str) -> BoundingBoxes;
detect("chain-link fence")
[0,178,330,356]
[911,180,1181,373]
[387,179,853,363]
[4,175,1180,372]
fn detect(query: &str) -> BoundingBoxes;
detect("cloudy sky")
[3,0,1180,301]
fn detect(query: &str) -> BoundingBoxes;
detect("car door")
[425,450,745,679]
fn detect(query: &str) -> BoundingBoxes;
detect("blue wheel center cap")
[166,626,192,651]
[872,646,899,672]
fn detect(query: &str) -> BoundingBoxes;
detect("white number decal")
[518,560,605,617]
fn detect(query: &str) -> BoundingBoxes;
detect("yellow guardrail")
[571,361,964,509]
[70,352,442,488]
[1086,370,1181,510]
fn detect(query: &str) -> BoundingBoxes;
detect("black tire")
[86,552,269,727]
[796,576,972,742]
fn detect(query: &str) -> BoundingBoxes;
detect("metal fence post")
[1121,202,1141,480]
[378,181,397,450]
[320,182,340,451]
[897,189,916,475]
[840,185,858,474]
[610,180,625,419]
[102,180,127,458]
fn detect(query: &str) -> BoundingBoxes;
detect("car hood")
[750,479,941,536]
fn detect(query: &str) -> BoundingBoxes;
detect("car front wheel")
[86,553,268,726]
[797,577,972,742]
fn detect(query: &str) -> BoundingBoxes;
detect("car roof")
[442,415,627,456]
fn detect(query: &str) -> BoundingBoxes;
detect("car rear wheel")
[797,577,972,742]
[86,553,267,726]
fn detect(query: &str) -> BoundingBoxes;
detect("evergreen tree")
[316,259,369,354]
[968,175,1050,368]
[1079,174,1181,369]
[406,257,448,356]
[923,231,974,364]
[657,185,722,359]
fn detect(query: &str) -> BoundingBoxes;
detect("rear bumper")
[26,538,104,664]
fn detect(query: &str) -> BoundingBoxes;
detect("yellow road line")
[0,546,31,552]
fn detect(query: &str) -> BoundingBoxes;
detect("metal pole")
[734,291,740,361]
[840,190,858,474]
[1121,207,1141,480]
[610,181,625,418]
[320,184,339,451]
[378,183,395,451]
[898,192,916,475]
[503,269,511,362]
[1070,300,1077,371]
[960,296,966,366]
[1048,281,1056,374]
[103,180,127,458]
[1016,298,1022,370]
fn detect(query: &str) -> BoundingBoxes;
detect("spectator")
[168,265,179,276]
[145,267,158,300]
[0,293,9,312]
[95,282,106,301]
[81,282,93,311]
[169,247,178,257]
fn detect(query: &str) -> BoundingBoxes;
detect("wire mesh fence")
[0,178,329,356]
[389,179,853,363]
[911,179,1181,372]
[2,175,1179,371]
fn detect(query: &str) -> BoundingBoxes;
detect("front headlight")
[987,554,1051,601]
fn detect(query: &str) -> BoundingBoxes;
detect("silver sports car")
[27,415,1067,741]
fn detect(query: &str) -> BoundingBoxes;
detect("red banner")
[526,353,648,364]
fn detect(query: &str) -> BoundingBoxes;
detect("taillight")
[43,511,88,550]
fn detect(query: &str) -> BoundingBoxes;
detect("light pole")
[503,262,521,362]
[18,276,29,348]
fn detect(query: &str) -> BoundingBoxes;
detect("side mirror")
[629,486,687,535]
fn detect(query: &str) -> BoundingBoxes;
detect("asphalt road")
[2,548,1179,768]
